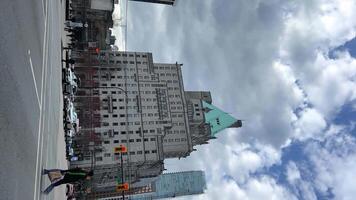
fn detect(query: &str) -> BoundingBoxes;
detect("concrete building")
[69,0,117,50]
[71,50,241,197]
[129,0,176,6]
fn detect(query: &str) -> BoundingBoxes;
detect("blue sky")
[113,0,356,199]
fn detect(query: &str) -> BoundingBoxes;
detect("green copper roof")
[202,101,238,136]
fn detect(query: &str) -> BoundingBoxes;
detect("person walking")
[62,58,75,65]
[42,168,93,194]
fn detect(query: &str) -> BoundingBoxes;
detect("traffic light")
[116,183,129,192]
[114,145,127,153]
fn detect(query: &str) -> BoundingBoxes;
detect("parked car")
[65,129,75,138]
[64,101,79,131]
[62,68,79,96]
[66,146,74,158]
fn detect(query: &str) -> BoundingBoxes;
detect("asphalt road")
[0,0,66,199]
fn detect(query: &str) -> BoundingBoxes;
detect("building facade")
[71,50,241,197]
[69,0,116,50]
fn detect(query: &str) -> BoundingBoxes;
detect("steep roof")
[202,101,240,136]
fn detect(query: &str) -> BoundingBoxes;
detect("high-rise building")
[129,0,176,6]
[71,50,241,197]
[97,171,206,200]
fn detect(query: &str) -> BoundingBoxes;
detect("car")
[66,147,74,158]
[62,68,79,96]
[64,101,79,132]
[65,129,75,138]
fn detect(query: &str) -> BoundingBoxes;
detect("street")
[0,0,67,199]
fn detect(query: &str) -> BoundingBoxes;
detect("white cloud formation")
[114,0,356,199]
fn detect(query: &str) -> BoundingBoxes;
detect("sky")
[113,0,356,199]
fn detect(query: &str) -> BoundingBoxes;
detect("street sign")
[116,183,129,192]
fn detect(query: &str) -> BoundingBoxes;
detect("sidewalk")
[52,0,70,199]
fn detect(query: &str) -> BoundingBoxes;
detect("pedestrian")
[42,168,93,194]
[62,58,75,65]
[63,47,72,50]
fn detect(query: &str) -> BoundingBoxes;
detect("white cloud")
[185,175,297,200]
[286,162,301,184]
[293,108,327,140]
[115,0,356,199]
[305,130,356,200]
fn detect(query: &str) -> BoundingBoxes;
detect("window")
[121,139,127,143]
[113,122,118,126]
[120,114,125,117]
[152,150,157,153]
[136,139,141,142]
[120,122,126,125]
[150,129,155,133]
[130,151,135,155]
[114,140,119,143]
[129,139,134,143]
[102,91,108,94]
[93,90,99,95]
[144,150,149,154]
[150,138,156,141]
[121,131,126,135]
[113,114,118,118]
[104,141,110,144]
[104,153,111,157]
[103,115,108,118]
[95,157,103,161]
[129,131,134,134]
[144,138,148,142]
[137,151,143,154]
